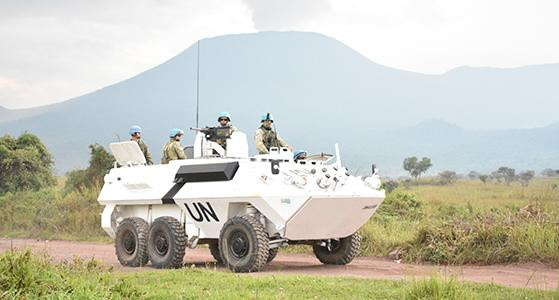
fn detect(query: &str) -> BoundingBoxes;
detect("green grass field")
[1,249,557,299]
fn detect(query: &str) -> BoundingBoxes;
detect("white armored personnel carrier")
[98,128,385,272]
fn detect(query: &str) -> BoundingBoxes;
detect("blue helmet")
[169,128,184,138]
[217,111,231,121]
[129,125,142,136]
[260,113,274,123]
[293,150,307,160]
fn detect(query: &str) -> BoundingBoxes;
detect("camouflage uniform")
[131,138,154,165]
[214,125,237,149]
[161,139,187,164]
[254,125,288,154]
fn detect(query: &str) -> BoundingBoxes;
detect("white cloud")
[242,0,331,30]
[1,0,559,108]
[0,0,254,108]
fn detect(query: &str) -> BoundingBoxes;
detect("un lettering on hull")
[176,199,229,239]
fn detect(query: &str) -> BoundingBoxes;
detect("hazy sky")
[1,0,558,109]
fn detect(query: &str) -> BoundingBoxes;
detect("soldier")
[161,128,187,164]
[129,125,153,165]
[254,113,292,154]
[293,150,307,162]
[215,111,237,149]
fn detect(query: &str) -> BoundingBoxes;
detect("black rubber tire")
[219,215,269,273]
[114,217,149,267]
[267,248,278,263]
[147,216,187,269]
[208,240,223,264]
[312,232,361,265]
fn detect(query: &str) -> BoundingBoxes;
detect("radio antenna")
[195,40,201,128]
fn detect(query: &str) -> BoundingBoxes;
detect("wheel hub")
[229,230,249,259]
[326,239,340,252]
[154,230,169,256]
[123,231,136,255]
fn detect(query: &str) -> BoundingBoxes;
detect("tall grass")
[0,185,107,241]
[359,178,559,265]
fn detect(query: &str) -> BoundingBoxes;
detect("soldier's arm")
[174,143,187,159]
[141,141,154,165]
[254,129,269,154]
[145,148,154,165]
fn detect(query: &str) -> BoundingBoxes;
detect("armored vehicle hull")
[98,133,384,272]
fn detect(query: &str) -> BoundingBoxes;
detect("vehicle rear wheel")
[147,216,187,269]
[312,232,361,265]
[267,248,278,263]
[208,240,223,264]
[115,217,149,267]
[219,215,269,273]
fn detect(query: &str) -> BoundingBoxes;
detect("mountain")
[0,31,558,175]
[368,120,559,175]
[0,105,53,124]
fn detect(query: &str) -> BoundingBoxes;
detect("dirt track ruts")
[1,238,557,290]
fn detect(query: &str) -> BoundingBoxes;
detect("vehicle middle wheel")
[312,232,361,265]
[114,217,149,267]
[219,215,269,273]
[147,216,187,269]
[208,240,223,264]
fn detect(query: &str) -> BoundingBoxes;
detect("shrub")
[438,170,457,185]
[64,144,114,192]
[381,180,399,193]
[0,133,55,194]
[377,192,424,220]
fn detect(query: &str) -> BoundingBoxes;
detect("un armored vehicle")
[98,128,385,272]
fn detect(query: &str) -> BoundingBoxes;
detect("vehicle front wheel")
[219,215,269,273]
[267,248,278,263]
[312,232,361,265]
[114,217,149,267]
[147,216,187,269]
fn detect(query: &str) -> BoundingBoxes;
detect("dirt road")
[1,238,557,290]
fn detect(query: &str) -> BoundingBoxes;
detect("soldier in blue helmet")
[129,125,153,165]
[293,150,307,162]
[215,112,237,149]
[161,128,187,164]
[254,113,291,154]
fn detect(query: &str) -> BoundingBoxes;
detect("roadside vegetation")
[1,249,557,299]
[359,172,559,265]
[1,134,558,266]
[0,134,111,241]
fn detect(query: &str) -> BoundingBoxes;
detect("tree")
[519,170,535,186]
[541,168,558,177]
[438,170,457,185]
[403,156,432,180]
[495,166,516,185]
[65,144,115,192]
[467,171,480,180]
[0,133,56,194]
[479,174,489,183]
